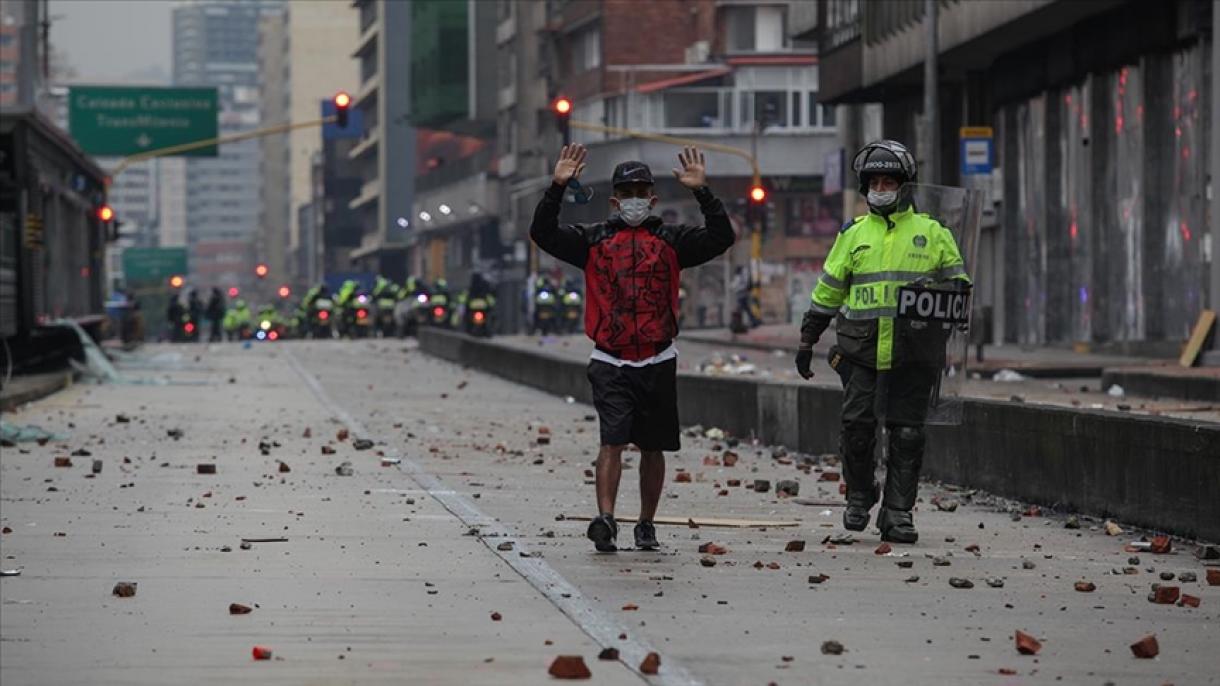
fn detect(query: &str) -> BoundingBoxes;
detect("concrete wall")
[420,328,1220,541]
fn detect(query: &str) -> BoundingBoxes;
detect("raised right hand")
[552,144,587,186]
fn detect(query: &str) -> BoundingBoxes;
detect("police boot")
[879,426,925,544]
[840,424,878,532]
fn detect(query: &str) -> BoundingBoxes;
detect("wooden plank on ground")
[563,514,799,528]
[1179,309,1216,368]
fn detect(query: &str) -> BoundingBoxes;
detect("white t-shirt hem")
[589,343,678,368]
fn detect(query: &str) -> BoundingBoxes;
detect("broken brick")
[785,540,806,552]
[54,457,72,468]
[598,647,619,661]
[820,640,844,655]
[252,645,273,661]
[754,479,771,493]
[548,655,592,679]
[321,445,336,455]
[196,464,216,475]
[112,582,137,597]
[776,480,799,497]
[1129,634,1158,659]
[639,652,661,675]
[875,543,892,555]
[964,544,980,553]
[722,452,738,467]
[998,668,1017,676]
[302,427,312,438]
[1208,569,1220,586]
[621,603,638,611]
[229,603,253,615]
[674,472,691,483]
[839,482,848,495]
[818,471,841,482]
[726,479,741,487]
[353,438,374,451]
[1149,585,1180,604]
[1104,521,1123,536]
[1179,594,1201,608]
[698,542,727,555]
[536,436,551,446]
[1014,630,1041,655]
[766,562,780,570]
[490,611,502,621]
[337,429,349,441]
[702,456,720,466]
[278,461,290,473]
[700,556,717,567]
[1149,535,1172,554]
[808,574,829,584]
[1074,581,1096,593]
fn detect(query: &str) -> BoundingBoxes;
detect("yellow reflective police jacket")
[810,208,970,370]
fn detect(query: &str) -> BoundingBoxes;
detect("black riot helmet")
[852,139,918,195]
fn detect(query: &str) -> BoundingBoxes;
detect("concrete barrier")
[419,329,1220,541]
[1100,368,1220,402]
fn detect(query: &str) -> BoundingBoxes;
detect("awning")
[634,66,732,94]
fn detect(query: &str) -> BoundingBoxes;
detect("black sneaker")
[633,521,659,550]
[586,513,618,552]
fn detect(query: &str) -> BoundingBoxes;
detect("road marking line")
[285,349,702,686]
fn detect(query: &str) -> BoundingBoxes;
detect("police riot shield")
[894,183,984,426]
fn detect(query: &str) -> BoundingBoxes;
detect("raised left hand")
[672,146,707,189]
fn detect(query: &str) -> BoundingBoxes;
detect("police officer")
[795,140,970,544]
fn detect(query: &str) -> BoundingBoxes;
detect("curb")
[0,370,76,412]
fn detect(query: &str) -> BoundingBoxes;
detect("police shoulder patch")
[840,216,867,233]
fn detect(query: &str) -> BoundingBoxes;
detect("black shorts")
[587,358,680,451]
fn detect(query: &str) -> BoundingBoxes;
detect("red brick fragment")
[1208,569,1220,586]
[1149,535,1172,554]
[1074,581,1096,593]
[838,482,847,495]
[1151,585,1180,604]
[321,445,336,455]
[252,645,273,660]
[197,464,216,474]
[54,457,72,467]
[548,655,592,679]
[336,429,349,441]
[1014,630,1041,655]
[818,471,840,482]
[302,427,311,438]
[699,556,716,567]
[1178,594,1200,608]
[112,582,137,597]
[1129,634,1158,658]
[875,543,892,555]
[598,647,619,660]
[998,668,1017,675]
[766,562,781,570]
[490,611,502,621]
[698,542,727,555]
[785,540,806,552]
[639,652,661,675]
[722,452,738,467]
[674,472,691,483]
[964,544,980,553]
[702,456,720,466]
[1,527,11,534]
[229,603,253,615]
[278,461,290,473]
[621,603,638,611]
[726,479,741,487]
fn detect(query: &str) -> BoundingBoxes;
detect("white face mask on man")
[867,189,899,209]
[615,197,653,226]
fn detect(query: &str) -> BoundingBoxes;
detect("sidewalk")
[0,370,76,412]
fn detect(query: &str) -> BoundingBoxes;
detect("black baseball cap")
[611,161,654,188]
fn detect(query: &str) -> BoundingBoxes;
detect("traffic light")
[552,96,572,145]
[749,185,767,204]
[334,91,351,128]
[97,204,115,222]
[277,285,291,299]
[255,263,269,279]
[169,275,185,289]
[228,287,239,298]
[748,184,768,233]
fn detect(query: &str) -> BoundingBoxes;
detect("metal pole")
[1211,0,1220,351]
[924,0,939,185]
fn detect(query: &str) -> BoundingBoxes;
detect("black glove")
[795,348,814,379]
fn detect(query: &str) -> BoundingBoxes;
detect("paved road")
[499,333,1220,424]
[2,340,1216,685]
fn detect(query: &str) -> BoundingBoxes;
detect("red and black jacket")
[530,182,735,361]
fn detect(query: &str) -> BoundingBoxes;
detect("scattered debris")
[1196,544,1220,560]
[992,369,1027,382]
[674,472,691,483]
[490,611,502,621]
[986,577,1005,588]
[753,479,771,493]
[1208,569,1220,586]
[321,445,336,455]
[112,582,137,597]
[252,645,273,661]
[1129,634,1159,659]
[380,457,401,467]
[241,538,288,543]
[277,461,291,473]
[337,428,349,442]
[1149,535,1172,554]
[639,652,661,675]
[698,542,727,555]
[229,603,253,615]
[1104,521,1123,536]
[1106,384,1125,398]
[808,574,829,584]
[700,556,717,568]
[1074,581,1096,593]
[496,541,514,552]
[335,461,353,477]
[115,413,131,423]
[1178,571,1197,583]
[776,480,800,497]
[1149,585,1180,604]
[1014,630,1042,656]
[91,459,103,474]
[598,647,619,661]
[197,464,216,475]
[820,640,844,656]
[621,603,638,611]
[1179,594,1201,608]
[785,540,806,552]
[1064,515,1080,529]
[547,655,591,679]
[933,497,959,512]
[167,428,184,440]
[948,578,974,589]
[722,452,738,467]
[352,438,374,451]
[54,457,72,468]
[875,543,892,555]
[0,569,22,577]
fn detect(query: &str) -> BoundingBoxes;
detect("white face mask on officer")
[867,189,899,210]
[614,197,653,226]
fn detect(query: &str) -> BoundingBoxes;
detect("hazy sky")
[50,0,174,84]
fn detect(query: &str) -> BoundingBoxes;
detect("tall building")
[257,0,357,288]
[172,0,283,290]
[348,0,414,282]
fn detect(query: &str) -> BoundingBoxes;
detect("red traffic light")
[97,204,115,222]
[334,91,351,108]
[228,287,239,298]
[277,285,291,298]
[749,185,766,203]
[169,275,185,289]
[553,97,572,116]
[254,263,269,279]
[334,91,351,128]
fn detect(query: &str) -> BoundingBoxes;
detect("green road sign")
[69,86,219,157]
[122,247,188,285]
